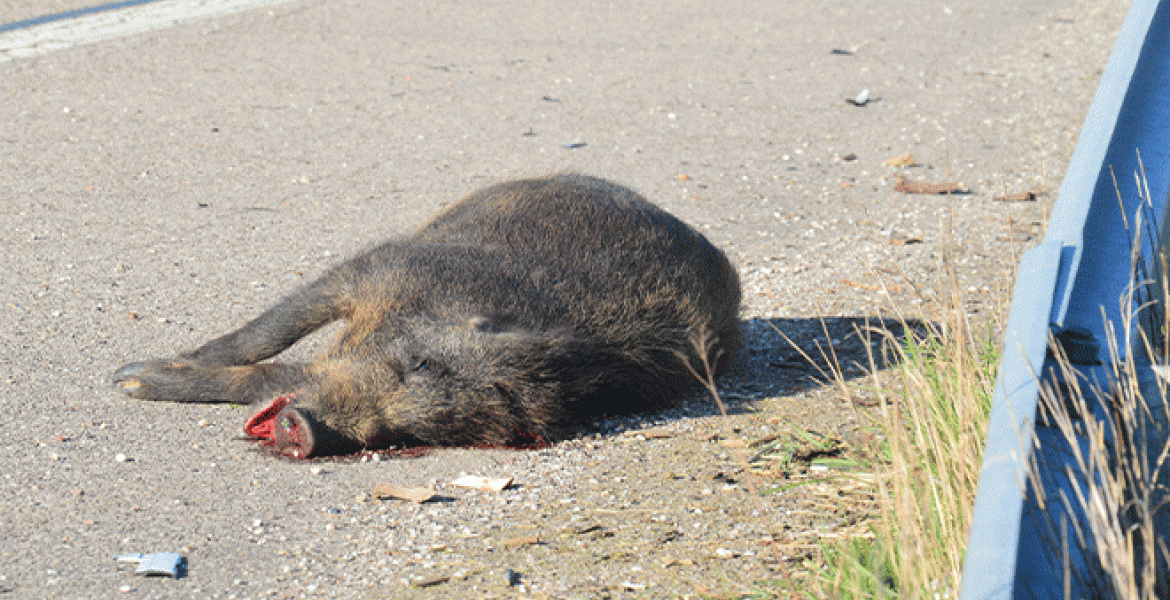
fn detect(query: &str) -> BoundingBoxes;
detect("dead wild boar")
[112,174,742,458]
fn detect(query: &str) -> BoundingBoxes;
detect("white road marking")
[0,0,296,62]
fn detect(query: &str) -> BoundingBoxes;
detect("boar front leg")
[113,360,313,404]
[112,266,356,402]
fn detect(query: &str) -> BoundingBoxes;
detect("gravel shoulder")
[0,0,1128,597]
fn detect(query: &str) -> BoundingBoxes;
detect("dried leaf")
[883,152,915,167]
[997,232,1035,243]
[894,175,967,195]
[412,576,449,588]
[839,278,903,292]
[888,234,923,246]
[500,535,540,547]
[850,396,881,408]
[993,190,1039,202]
[372,483,436,503]
[622,428,673,439]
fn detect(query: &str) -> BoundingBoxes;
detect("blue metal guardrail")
[961,0,1170,598]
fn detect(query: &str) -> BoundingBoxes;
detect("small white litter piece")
[451,475,513,492]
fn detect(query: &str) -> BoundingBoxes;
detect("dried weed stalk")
[682,330,791,580]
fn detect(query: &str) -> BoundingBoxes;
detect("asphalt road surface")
[0,0,1129,598]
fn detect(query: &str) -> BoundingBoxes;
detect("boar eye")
[410,358,431,373]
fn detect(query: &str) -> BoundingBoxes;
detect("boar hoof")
[111,361,187,399]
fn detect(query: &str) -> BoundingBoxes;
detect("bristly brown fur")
[113,174,742,456]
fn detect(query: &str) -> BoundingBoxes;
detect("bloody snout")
[273,407,364,459]
[272,407,317,458]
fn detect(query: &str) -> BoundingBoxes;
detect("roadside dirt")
[0,0,1128,597]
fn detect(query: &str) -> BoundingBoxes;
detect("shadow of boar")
[113,174,742,458]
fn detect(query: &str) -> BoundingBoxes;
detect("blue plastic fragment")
[115,552,186,578]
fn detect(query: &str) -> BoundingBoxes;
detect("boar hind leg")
[113,360,312,404]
